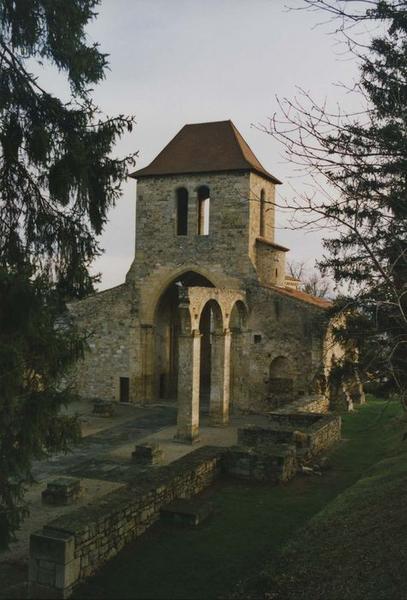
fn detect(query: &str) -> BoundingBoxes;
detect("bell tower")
[127,120,284,288]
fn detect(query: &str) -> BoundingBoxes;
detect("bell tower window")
[176,188,188,235]
[197,185,210,235]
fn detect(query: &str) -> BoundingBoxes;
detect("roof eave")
[268,284,332,310]
[129,166,281,183]
[256,237,289,252]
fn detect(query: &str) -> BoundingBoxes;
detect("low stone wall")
[238,412,341,461]
[222,445,297,483]
[29,446,224,599]
[273,394,330,415]
[239,425,296,448]
[29,412,340,599]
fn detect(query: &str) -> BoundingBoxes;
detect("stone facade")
[68,121,359,441]
[68,284,133,402]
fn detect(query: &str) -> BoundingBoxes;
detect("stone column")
[175,303,201,443]
[140,324,155,404]
[230,329,243,412]
[210,329,231,426]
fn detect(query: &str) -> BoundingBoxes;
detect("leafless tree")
[260,0,407,407]
[287,260,333,298]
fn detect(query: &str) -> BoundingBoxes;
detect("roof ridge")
[183,119,232,126]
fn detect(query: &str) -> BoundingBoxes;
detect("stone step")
[160,498,214,527]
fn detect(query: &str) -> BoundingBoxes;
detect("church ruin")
[68,120,360,442]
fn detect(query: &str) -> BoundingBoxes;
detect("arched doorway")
[199,299,223,416]
[154,271,214,401]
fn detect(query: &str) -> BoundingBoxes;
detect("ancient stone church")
[68,120,356,443]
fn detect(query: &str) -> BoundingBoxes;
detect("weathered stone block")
[131,442,163,465]
[92,399,115,417]
[55,559,80,590]
[222,445,297,483]
[42,478,82,506]
[30,528,75,565]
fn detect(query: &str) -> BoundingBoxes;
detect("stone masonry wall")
[274,394,330,414]
[222,445,297,483]
[248,172,276,255]
[127,172,257,320]
[241,283,328,413]
[255,241,286,287]
[67,284,133,402]
[238,413,341,460]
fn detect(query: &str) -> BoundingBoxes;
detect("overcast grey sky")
[76,0,362,290]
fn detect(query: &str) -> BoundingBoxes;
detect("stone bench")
[160,498,214,526]
[42,478,82,506]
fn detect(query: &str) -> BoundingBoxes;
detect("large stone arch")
[140,265,226,325]
[153,271,214,401]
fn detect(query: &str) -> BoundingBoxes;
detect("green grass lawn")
[75,397,404,600]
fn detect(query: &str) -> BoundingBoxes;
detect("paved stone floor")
[0,399,270,578]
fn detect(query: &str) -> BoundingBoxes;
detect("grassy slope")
[75,398,404,600]
[244,399,407,600]
[265,446,407,597]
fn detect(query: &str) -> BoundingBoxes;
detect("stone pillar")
[230,329,243,412]
[210,329,231,426]
[140,324,155,404]
[175,301,201,443]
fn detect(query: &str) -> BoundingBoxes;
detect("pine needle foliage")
[0,0,136,548]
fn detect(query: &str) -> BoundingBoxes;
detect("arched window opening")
[197,186,210,235]
[259,189,266,237]
[176,188,188,235]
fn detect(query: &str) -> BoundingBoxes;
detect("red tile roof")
[130,120,281,183]
[269,285,332,309]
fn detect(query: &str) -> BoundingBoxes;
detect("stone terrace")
[1,401,272,569]
[1,398,340,599]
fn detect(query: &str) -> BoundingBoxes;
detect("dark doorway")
[120,377,130,403]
